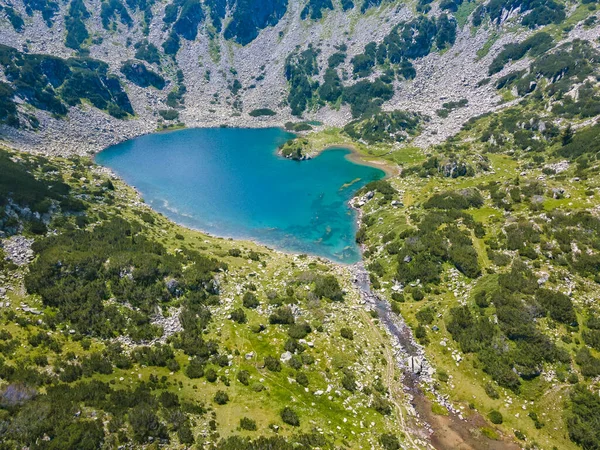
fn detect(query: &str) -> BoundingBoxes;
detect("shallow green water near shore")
[97,127,384,262]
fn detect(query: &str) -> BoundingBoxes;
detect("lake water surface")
[96,127,384,263]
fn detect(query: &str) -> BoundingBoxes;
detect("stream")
[350,262,518,450]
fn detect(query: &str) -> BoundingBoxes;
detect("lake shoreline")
[278,133,399,178]
[97,127,382,265]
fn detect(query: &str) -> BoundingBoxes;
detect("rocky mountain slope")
[0,0,596,155]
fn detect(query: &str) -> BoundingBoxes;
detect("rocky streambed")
[351,262,519,450]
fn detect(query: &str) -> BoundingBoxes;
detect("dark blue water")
[96,128,384,263]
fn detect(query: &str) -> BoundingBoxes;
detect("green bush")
[340,327,354,340]
[264,356,281,372]
[242,292,259,308]
[379,433,401,450]
[65,0,90,50]
[249,108,276,117]
[313,275,344,302]
[280,406,300,426]
[488,410,503,424]
[121,60,165,89]
[240,416,257,431]
[567,384,600,449]
[214,390,229,405]
[159,109,179,120]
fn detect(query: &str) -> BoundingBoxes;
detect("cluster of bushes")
[23,0,59,26]
[1,5,24,31]
[532,39,598,88]
[423,188,484,210]
[0,44,133,120]
[101,0,133,30]
[488,32,553,75]
[24,216,224,338]
[166,70,186,108]
[279,138,309,160]
[301,0,334,20]
[358,179,396,203]
[1,379,198,447]
[343,110,423,144]
[351,15,456,79]
[249,108,277,117]
[127,0,155,35]
[448,260,575,392]
[567,385,600,449]
[0,150,82,234]
[121,60,165,89]
[285,44,406,117]
[558,123,600,161]
[159,109,179,120]
[496,40,600,117]
[318,68,343,104]
[65,0,90,50]
[552,81,600,120]
[212,433,329,448]
[477,108,559,154]
[162,0,204,54]
[327,48,347,69]
[284,121,313,132]
[477,0,565,28]
[489,207,600,282]
[436,99,468,118]
[223,0,287,45]
[392,207,482,285]
[342,77,394,118]
[285,45,320,116]
[134,39,161,64]
[0,82,19,127]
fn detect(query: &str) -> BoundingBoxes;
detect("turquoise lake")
[96,127,385,263]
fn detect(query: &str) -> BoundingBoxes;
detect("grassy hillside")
[0,146,412,449]
[350,86,600,450]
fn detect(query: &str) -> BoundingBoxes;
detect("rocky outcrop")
[1,235,34,266]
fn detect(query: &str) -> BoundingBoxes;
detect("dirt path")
[358,308,426,449]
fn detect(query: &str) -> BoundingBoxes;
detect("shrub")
[340,327,354,340]
[185,358,204,379]
[230,308,247,324]
[158,109,179,121]
[205,368,217,382]
[412,289,424,301]
[314,275,344,302]
[280,406,300,426]
[416,307,434,325]
[264,356,281,372]
[567,384,600,449]
[249,108,276,117]
[341,370,356,392]
[488,410,503,424]
[120,60,165,89]
[288,323,311,339]
[242,292,259,308]
[296,371,309,386]
[372,394,393,415]
[237,370,250,385]
[214,390,229,405]
[485,383,500,399]
[380,433,401,450]
[240,417,257,431]
[269,306,295,325]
